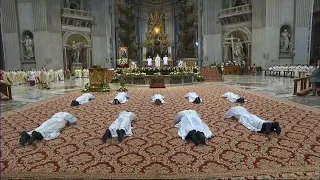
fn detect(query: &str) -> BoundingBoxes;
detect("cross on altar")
[225,35,237,60]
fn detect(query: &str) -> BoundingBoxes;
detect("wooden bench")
[0,82,12,100]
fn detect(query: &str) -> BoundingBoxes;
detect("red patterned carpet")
[1,84,320,179]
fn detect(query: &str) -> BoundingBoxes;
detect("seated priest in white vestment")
[112,92,130,104]
[223,92,246,103]
[71,93,95,106]
[19,112,77,146]
[174,110,212,146]
[102,111,137,143]
[185,92,202,104]
[151,94,166,105]
[224,106,281,135]
[163,55,168,66]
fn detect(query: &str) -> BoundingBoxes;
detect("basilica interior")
[1,0,320,179]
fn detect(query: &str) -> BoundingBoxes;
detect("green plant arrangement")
[117,76,128,92]
[82,83,90,92]
[197,75,205,82]
[100,83,111,92]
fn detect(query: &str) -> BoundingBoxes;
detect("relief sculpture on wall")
[279,25,294,56]
[21,30,35,60]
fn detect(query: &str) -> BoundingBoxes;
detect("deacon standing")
[151,94,165,105]
[174,110,212,146]
[185,92,202,104]
[163,55,168,66]
[71,93,95,106]
[102,111,137,143]
[222,92,245,103]
[310,60,320,96]
[112,92,130,104]
[19,112,77,146]
[224,106,281,135]
[147,56,153,67]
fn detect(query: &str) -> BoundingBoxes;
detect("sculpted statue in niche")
[21,31,35,60]
[72,41,84,63]
[280,29,291,52]
[233,39,244,61]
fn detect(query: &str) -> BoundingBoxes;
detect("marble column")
[223,44,230,62]
[80,0,84,10]
[66,0,70,7]
[165,13,173,45]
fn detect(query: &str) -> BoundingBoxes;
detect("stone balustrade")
[61,8,94,20]
[219,4,251,19]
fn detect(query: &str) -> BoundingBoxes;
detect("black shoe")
[155,99,162,105]
[116,129,125,142]
[28,131,37,145]
[236,98,245,103]
[71,100,80,106]
[20,131,30,146]
[197,131,206,145]
[114,99,120,104]
[102,129,112,143]
[264,123,272,135]
[187,130,200,146]
[274,122,281,135]
[33,131,43,140]
[193,97,201,104]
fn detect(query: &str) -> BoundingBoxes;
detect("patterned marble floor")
[1,75,319,113]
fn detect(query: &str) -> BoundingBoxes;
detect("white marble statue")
[155,55,161,68]
[233,39,244,61]
[178,60,184,67]
[130,61,137,69]
[280,29,291,52]
[72,41,84,63]
[21,36,34,59]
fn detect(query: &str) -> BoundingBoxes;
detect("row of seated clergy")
[20,92,281,146]
[0,69,64,86]
[268,65,316,77]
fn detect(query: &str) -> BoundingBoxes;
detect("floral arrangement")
[117,76,128,92]
[197,74,205,81]
[100,83,110,92]
[82,83,90,92]
[117,59,128,65]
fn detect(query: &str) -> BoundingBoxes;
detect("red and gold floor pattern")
[1,85,320,179]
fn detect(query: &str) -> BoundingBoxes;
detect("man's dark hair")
[193,97,201,104]
[113,99,121,104]
[71,100,80,106]
[236,98,245,103]
[155,99,162,105]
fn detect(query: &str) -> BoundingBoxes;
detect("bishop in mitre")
[185,92,202,104]
[155,54,161,68]
[102,111,137,143]
[224,106,281,135]
[20,112,77,146]
[174,110,213,146]
[71,93,95,106]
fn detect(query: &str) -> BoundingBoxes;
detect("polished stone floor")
[1,75,319,113]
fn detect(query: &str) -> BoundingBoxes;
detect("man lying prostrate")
[102,111,137,143]
[20,112,77,146]
[151,94,166,105]
[224,106,281,135]
[185,92,202,104]
[223,92,246,103]
[71,93,95,106]
[174,110,212,146]
[112,92,130,104]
